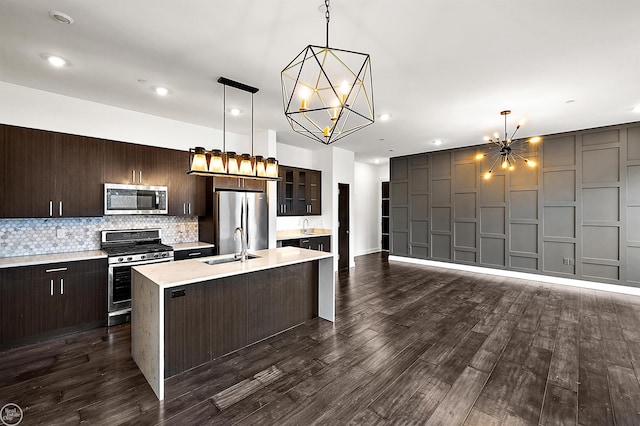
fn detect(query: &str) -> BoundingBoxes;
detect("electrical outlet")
[568,258,575,266]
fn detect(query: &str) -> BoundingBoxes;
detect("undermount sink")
[200,253,260,266]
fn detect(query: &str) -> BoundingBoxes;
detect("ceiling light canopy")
[281,0,374,145]
[187,77,279,180]
[478,110,541,179]
[49,10,74,24]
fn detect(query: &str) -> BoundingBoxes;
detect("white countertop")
[171,242,215,251]
[0,250,107,268]
[276,229,332,240]
[133,247,334,289]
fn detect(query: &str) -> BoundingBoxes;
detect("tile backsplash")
[0,216,198,258]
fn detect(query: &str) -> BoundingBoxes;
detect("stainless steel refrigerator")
[202,191,268,255]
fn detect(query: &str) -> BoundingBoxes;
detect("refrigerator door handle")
[246,196,250,249]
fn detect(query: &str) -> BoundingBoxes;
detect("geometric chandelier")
[281,0,374,145]
[477,110,541,179]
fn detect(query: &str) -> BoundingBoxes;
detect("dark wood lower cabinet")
[0,259,107,349]
[163,261,318,377]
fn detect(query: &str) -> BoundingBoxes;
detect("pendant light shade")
[190,147,208,172]
[208,149,226,173]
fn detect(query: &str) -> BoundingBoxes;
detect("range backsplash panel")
[0,216,198,257]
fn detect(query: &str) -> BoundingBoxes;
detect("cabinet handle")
[59,201,63,217]
[183,203,186,215]
[49,201,53,217]
[60,278,64,295]
[50,279,54,296]
[139,171,143,183]
[188,252,202,257]
[188,203,191,215]
[132,170,136,183]
[45,267,68,273]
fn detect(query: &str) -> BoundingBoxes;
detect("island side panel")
[131,269,164,400]
[318,256,335,322]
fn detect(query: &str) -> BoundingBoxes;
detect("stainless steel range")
[101,228,174,326]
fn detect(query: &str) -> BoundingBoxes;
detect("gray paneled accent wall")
[390,121,640,288]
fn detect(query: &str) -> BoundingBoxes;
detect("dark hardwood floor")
[2,252,640,425]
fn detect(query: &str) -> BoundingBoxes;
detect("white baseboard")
[388,255,640,297]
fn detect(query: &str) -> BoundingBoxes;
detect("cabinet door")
[0,265,57,346]
[278,166,295,215]
[242,178,266,192]
[0,125,56,218]
[104,140,138,184]
[168,150,191,215]
[295,169,308,214]
[57,259,106,329]
[213,176,243,191]
[137,145,172,186]
[55,133,104,217]
[308,170,322,215]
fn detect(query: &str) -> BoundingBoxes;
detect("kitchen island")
[131,247,334,400]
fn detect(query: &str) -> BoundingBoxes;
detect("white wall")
[0,81,254,152]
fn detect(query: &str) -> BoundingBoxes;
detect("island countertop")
[133,246,333,289]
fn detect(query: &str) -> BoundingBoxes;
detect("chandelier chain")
[325,0,330,47]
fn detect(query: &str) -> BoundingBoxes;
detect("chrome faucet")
[233,227,247,262]
[302,218,310,234]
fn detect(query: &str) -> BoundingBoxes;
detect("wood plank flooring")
[2,252,640,424]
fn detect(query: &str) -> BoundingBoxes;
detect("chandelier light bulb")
[299,86,310,110]
[529,136,541,143]
[484,171,492,179]
[526,159,536,167]
[502,161,508,169]
[475,153,485,160]
[340,80,349,104]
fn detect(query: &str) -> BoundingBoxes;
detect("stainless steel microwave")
[104,184,168,215]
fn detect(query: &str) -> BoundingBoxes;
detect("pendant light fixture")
[281,0,374,145]
[188,77,279,180]
[478,110,541,179]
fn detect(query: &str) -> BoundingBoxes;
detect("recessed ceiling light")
[49,10,74,24]
[229,108,242,116]
[633,105,640,113]
[374,159,380,164]
[565,99,576,104]
[153,86,170,96]
[433,140,443,146]
[379,113,391,121]
[43,55,68,67]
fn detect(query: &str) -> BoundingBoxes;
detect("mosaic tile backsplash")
[0,216,199,258]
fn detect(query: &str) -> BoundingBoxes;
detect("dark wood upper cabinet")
[213,176,266,192]
[168,150,206,216]
[0,123,206,218]
[104,141,171,186]
[55,133,104,217]
[277,165,321,216]
[0,125,103,218]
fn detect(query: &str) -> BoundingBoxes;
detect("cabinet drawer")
[174,247,215,261]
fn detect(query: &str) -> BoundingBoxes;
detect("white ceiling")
[2,0,640,164]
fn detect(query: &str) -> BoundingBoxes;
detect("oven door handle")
[108,257,173,268]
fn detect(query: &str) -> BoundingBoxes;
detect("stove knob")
[141,255,146,260]
[127,257,133,261]
[162,252,168,258]
[153,253,160,259]
[118,257,124,263]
